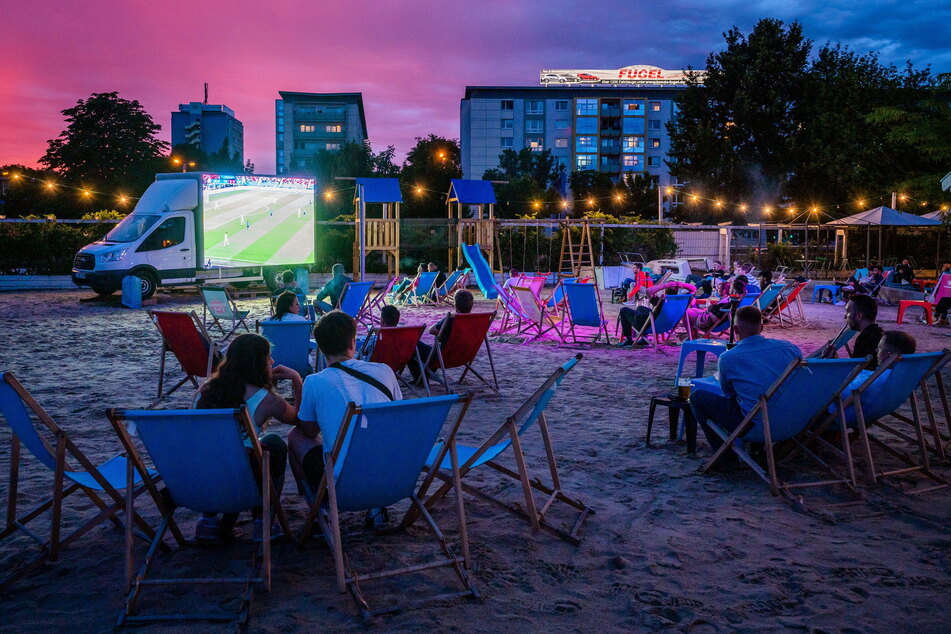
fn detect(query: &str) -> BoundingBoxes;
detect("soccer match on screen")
[201,174,315,267]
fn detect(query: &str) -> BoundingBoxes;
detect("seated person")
[272,269,308,307]
[686,277,748,335]
[313,263,353,314]
[842,266,885,300]
[393,264,425,301]
[408,290,473,382]
[707,261,726,277]
[690,306,802,454]
[358,305,400,359]
[757,269,774,293]
[894,258,915,285]
[739,263,760,293]
[845,294,884,370]
[428,262,447,290]
[270,291,309,322]
[832,330,916,423]
[291,311,402,527]
[622,263,653,303]
[195,333,302,542]
[617,281,696,347]
[501,268,521,293]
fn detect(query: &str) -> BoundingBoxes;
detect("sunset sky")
[2,0,948,174]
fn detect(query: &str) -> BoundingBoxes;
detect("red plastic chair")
[366,325,430,395]
[426,312,500,395]
[148,310,219,406]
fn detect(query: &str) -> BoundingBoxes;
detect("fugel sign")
[539,65,705,86]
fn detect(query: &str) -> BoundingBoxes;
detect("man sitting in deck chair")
[428,262,447,290]
[690,306,802,460]
[617,281,695,347]
[828,330,917,418]
[358,305,400,359]
[290,310,402,529]
[271,269,307,307]
[407,290,474,383]
[844,295,884,370]
[313,264,353,315]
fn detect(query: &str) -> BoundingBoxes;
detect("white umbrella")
[824,206,941,264]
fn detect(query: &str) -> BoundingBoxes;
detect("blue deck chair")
[0,372,157,589]
[200,286,251,340]
[107,407,289,626]
[256,320,315,377]
[702,357,869,498]
[419,354,591,544]
[404,271,440,305]
[546,276,577,310]
[629,294,693,351]
[438,268,470,303]
[807,326,858,359]
[337,281,374,327]
[297,394,479,622]
[560,282,611,344]
[754,283,785,314]
[704,293,761,337]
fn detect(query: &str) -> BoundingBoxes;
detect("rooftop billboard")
[539,65,705,87]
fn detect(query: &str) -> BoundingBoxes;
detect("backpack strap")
[330,362,394,401]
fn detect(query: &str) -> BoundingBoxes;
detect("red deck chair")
[426,312,500,395]
[773,280,810,326]
[364,324,431,396]
[148,310,219,406]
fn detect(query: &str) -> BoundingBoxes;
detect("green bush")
[0,219,116,274]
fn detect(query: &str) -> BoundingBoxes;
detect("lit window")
[576,136,596,152]
[622,136,643,152]
[650,101,661,112]
[299,124,315,133]
[526,100,544,114]
[325,124,342,133]
[576,154,595,169]
[651,138,661,148]
[554,138,568,148]
[648,120,661,130]
[500,137,514,148]
[527,137,544,151]
[576,99,597,116]
[526,120,544,133]
[622,155,641,170]
[501,119,514,129]
[325,143,341,150]
[623,100,645,116]
[501,100,514,110]
[555,100,568,111]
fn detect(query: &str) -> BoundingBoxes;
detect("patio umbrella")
[824,206,941,265]
[923,209,948,221]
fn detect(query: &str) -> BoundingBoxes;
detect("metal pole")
[358,183,366,281]
[657,186,663,223]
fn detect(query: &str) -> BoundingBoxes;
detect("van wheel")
[137,271,158,300]
[263,266,283,292]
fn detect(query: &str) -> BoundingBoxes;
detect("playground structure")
[352,177,402,280]
[447,179,501,272]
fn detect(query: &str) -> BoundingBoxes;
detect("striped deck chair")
[437,268,470,303]
[336,281,375,328]
[426,312,500,395]
[0,373,156,590]
[772,281,810,326]
[511,285,564,342]
[560,282,611,345]
[362,325,431,396]
[107,407,288,626]
[493,282,533,335]
[256,320,315,377]
[702,357,869,500]
[405,271,440,306]
[298,394,479,622]
[629,294,693,351]
[147,310,219,406]
[199,286,250,340]
[419,354,592,544]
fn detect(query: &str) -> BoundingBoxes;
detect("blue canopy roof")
[448,179,497,204]
[355,178,403,203]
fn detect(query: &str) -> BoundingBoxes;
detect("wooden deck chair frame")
[426,312,501,396]
[336,281,375,329]
[510,285,564,343]
[107,406,290,626]
[0,372,157,590]
[199,285,251,339]
[559,282,611,345]
[775,281,810,327]
[360,324,431,397]
[416,354,593,544]
[298,394,479,622]
[797,351,951,493]
[438,268,470,304]
[702,357,870,501]
[147,309,218,407]
[492,283,525,335]
[629,294,694,353]
[368,276,399,322]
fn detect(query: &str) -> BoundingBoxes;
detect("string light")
[561,200,569,209]
[45,182,56,190]
[532,200,541,210]
[415,185,424,196]
[738,204,747,212]
[81,189,92,198]
[714,200,723,208]
[615,193,623,202]
[587,198,595,207]
[323,190,334,200]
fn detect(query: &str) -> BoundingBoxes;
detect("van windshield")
[105,214,160,243]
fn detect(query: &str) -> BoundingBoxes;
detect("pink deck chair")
[511,285,564,343]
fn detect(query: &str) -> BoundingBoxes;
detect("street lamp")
[171,157,196,172]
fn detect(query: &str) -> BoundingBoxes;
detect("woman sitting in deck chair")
[194,333,303,542]
[686,276,748,336]
[617,280,696,347]
[269,291,310,322]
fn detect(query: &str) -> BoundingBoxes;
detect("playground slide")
[461,243,498,299]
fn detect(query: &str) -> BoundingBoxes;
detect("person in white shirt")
[271,291,309,322]
[289,311,402,527]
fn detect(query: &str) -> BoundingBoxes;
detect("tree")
[400,135,461,218]
[618,173,659,219]
[40,92,168,208]
[567,170,617,216]
[668,19,811,218]
[309,141,400,219]
[482,149,561,217]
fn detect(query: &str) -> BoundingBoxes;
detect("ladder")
[558,220,596,278]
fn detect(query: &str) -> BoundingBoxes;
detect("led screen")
[201,174,315,267]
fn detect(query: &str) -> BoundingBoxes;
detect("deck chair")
[807,327,858,359]
[368,277,398,319]
[0,373,156,589]
[560,282,611,344]
[148,310,219,406]
[107,407,289,626]
[337,281,375,328]
[362,325,431,396]
[754,283,786,315]
[437,268,470,303]
[426,312,500,395]
[298,394,479,622]
[629,294,693,351]
[199,286,251,339]
[702,357,870,500]
[511,285,564,342]
[256,320,315,377]
[703,293,761,338]
[774,281,810,326]
[493,282,531,335]
[545,276,578,310]
[405,271,440,306]
[419,354,593,544]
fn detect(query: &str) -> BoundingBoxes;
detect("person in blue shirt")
[690,305,802,454]
[313,263,354,314]
[832,330,917,423]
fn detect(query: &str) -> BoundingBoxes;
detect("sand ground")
[0,287,950,632]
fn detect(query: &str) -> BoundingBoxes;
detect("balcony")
[600,107,621,118]
[599,127,621,137]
